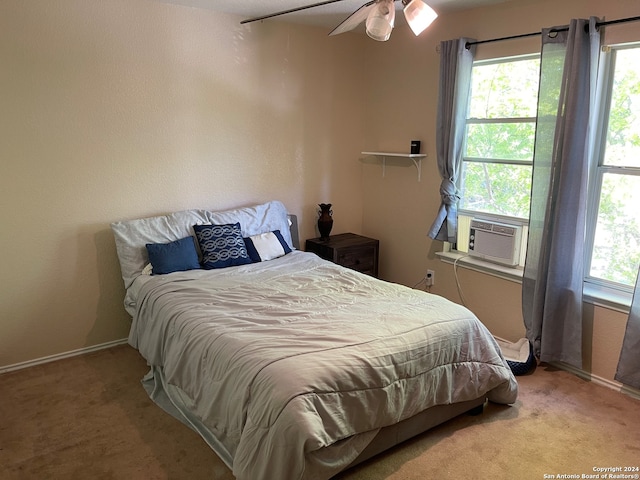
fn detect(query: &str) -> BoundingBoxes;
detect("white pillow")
[111,209,209,289]
[205,201,293,247]
[246,232,289,261]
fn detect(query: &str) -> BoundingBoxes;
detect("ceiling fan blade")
[241,0,348,25]
[329,1,376,36]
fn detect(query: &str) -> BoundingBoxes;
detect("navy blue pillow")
[193,223,253,269]
[145,236,200,275]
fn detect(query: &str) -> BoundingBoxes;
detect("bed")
[111,200,518,480]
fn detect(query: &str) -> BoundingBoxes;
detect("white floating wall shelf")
[361,152,427,181]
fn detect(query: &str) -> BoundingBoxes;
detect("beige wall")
[0,0,366,367]
[1,0,637,392]
[360,0,640,388]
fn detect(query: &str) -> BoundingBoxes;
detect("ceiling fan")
[240,0,438,42]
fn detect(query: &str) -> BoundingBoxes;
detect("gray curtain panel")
[522,18,600,369]
[428,38,475,243]
[615,267,640,389]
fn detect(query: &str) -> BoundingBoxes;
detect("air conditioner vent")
[468,219,523,267]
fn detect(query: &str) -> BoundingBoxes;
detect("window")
[586,45,640,292]
[455,55,540,263]
[446,45,640,306]
[460,55,539,220]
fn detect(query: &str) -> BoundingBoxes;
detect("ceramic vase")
[317,203,333,240]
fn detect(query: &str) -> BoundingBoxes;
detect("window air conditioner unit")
[468,219,523,267]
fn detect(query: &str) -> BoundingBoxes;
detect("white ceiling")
[153,0,511,30]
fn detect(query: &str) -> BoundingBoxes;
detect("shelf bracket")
[361,152,426,182]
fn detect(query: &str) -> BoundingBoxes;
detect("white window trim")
[461,55,537,228]
[436,248,524,283]
[585,44,640,296]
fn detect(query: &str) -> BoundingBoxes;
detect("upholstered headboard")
[288,214,300,250]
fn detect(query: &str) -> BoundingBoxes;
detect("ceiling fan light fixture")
[402,0,438,36]
[366,0,396,42]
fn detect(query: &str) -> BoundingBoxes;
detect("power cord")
[412,277,432,293]
[453,254,470,307]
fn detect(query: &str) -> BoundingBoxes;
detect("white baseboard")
[550,361,640,401]
[0,338,129,375]
[493,336,640,401]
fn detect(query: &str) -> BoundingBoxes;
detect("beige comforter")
[129,251,517,480]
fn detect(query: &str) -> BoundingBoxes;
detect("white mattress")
[129,250,518,480]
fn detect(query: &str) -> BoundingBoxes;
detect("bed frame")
[148,364,486,476]
[346,397,485,470]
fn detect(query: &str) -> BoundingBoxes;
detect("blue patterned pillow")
[145,236,200,275]
[193,223,252,269]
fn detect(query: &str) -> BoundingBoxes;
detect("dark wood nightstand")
[305,233,379,278]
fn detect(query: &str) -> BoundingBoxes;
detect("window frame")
[459,54,539,224]
[584,43,640,302]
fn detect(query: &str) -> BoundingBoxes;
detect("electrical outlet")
[425,269,435,287]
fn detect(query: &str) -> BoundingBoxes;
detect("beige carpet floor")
[1,344,639,480]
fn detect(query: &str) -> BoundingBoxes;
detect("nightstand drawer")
[305,233,379,278]
[337,245,377,274]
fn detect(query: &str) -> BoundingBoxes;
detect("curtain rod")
[465,15,640,49]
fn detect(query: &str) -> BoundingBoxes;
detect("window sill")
[583,282,632,314]
[436,251,524,283]
[436,251,631,313]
